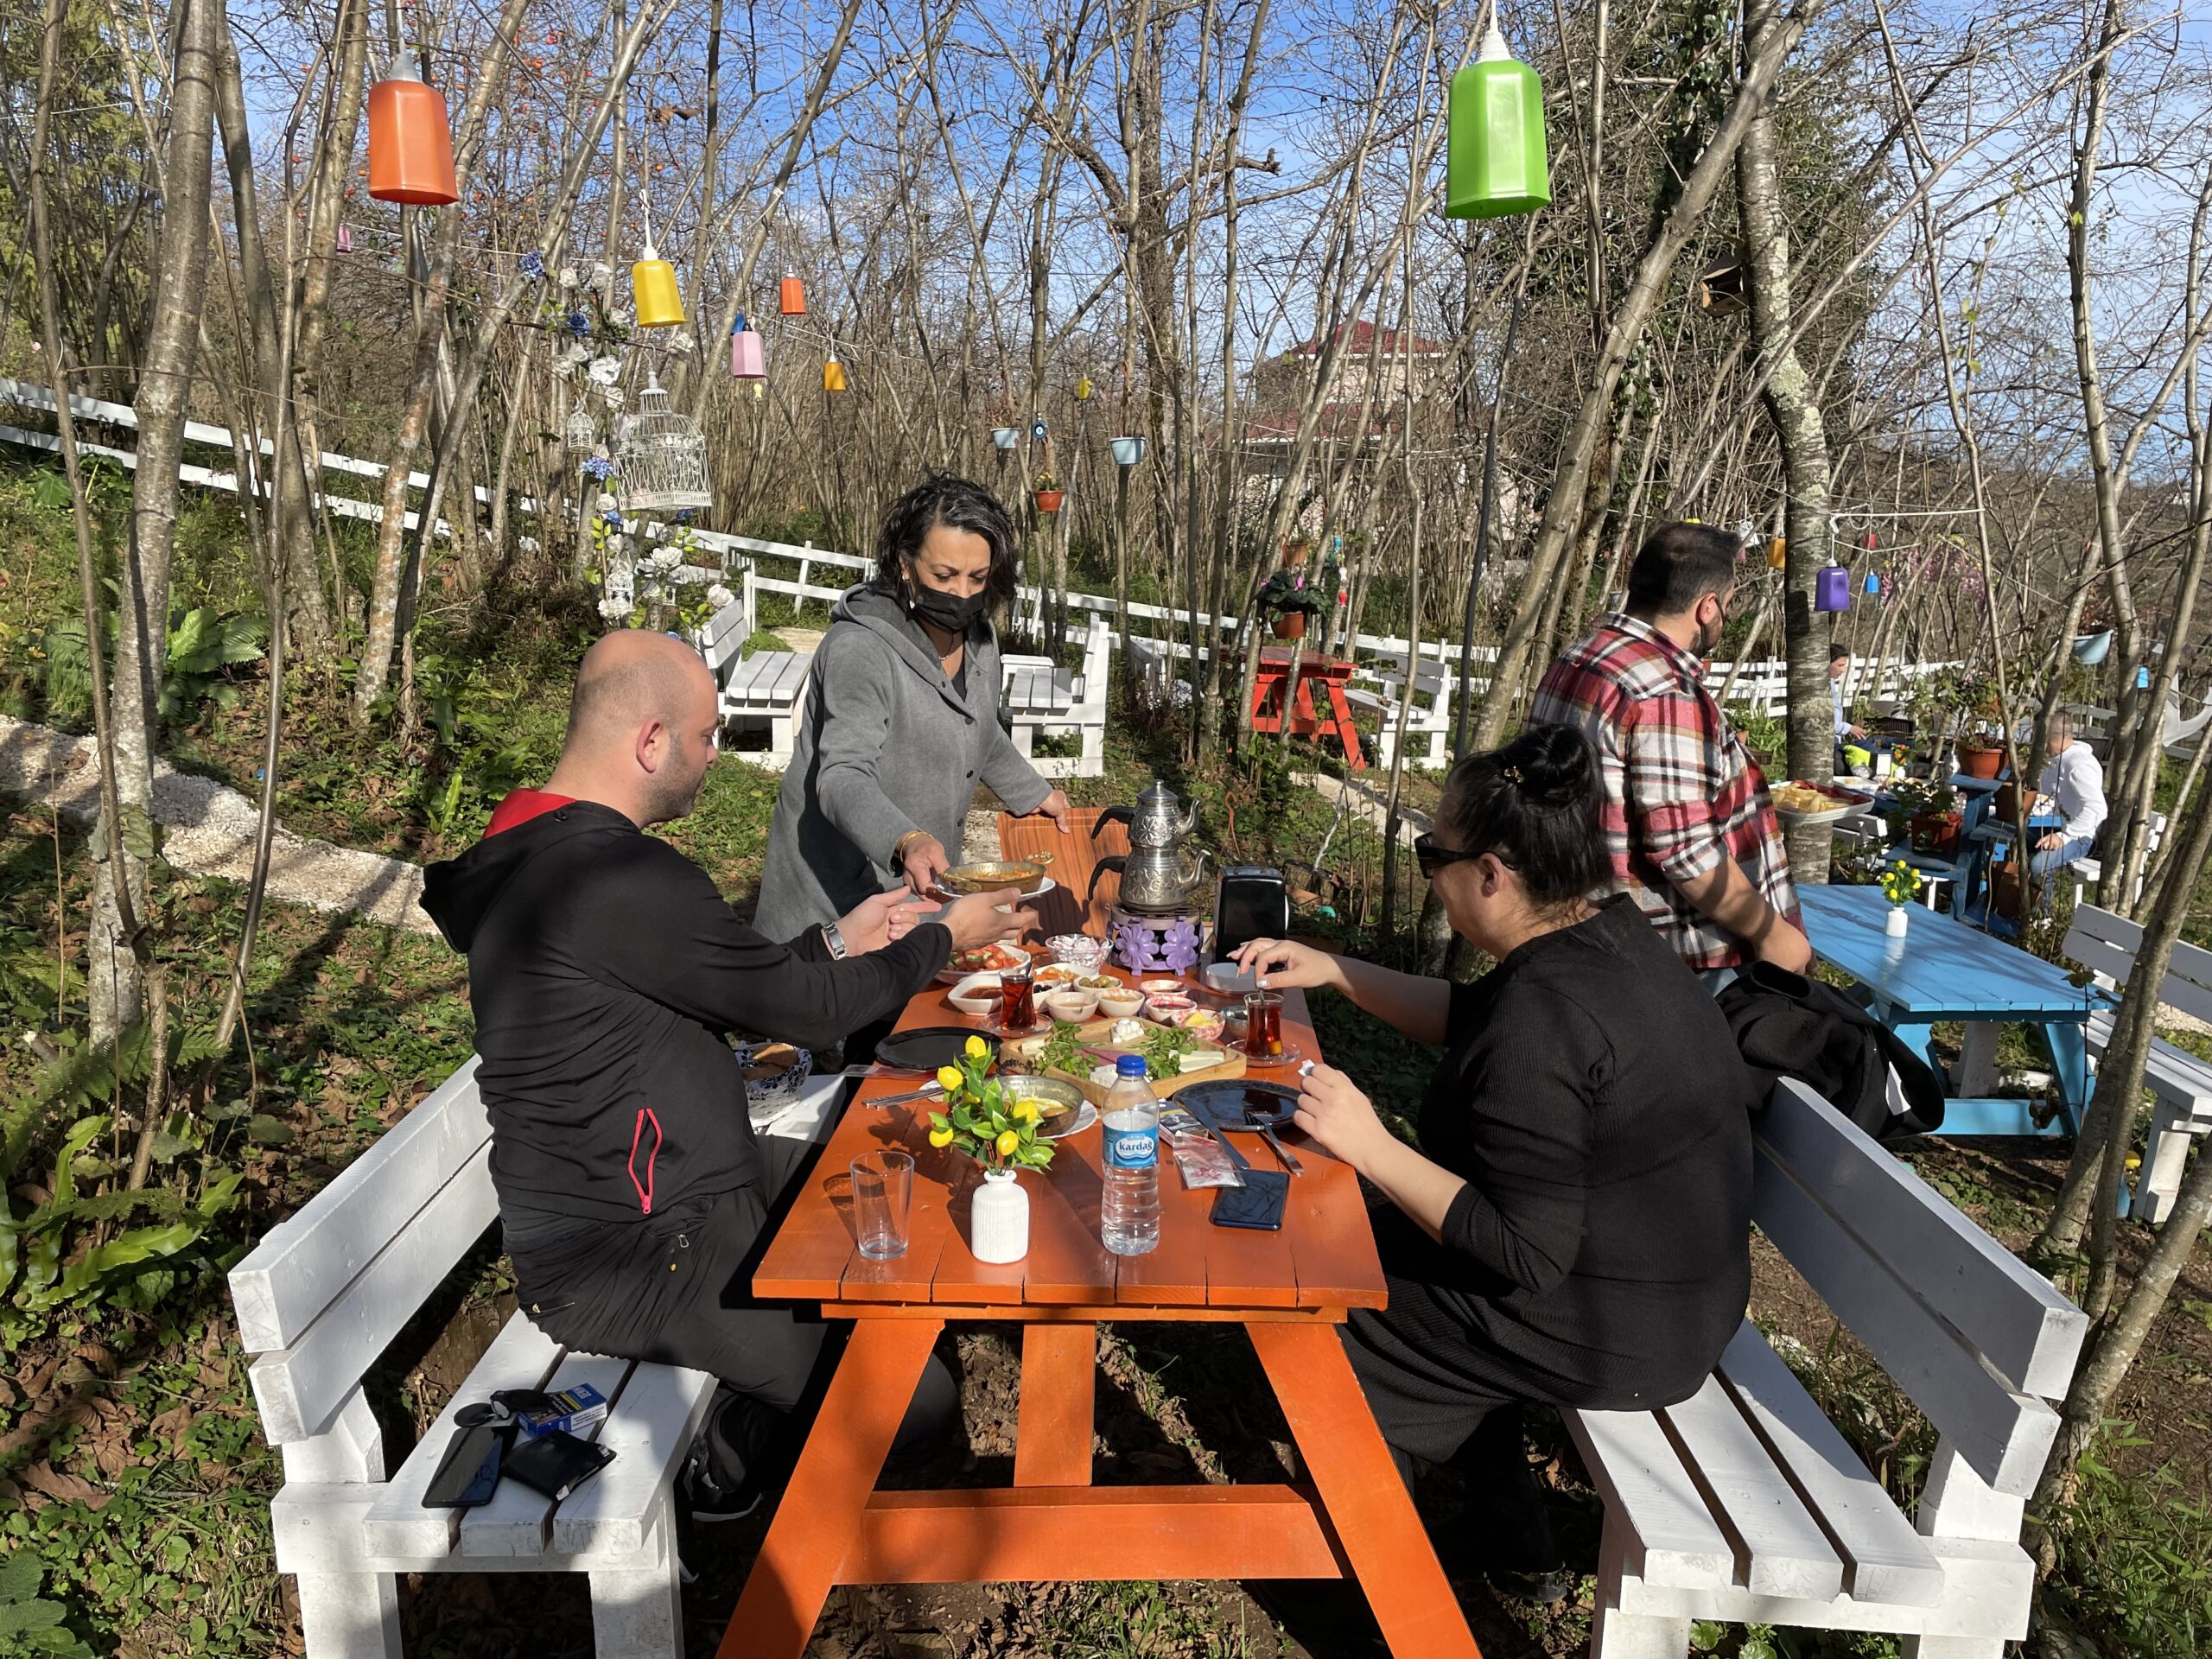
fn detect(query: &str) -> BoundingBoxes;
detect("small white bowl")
[946,973,1001,1017]
[1096,990,1145,1020]
[1204,961,1257,995]
[1044,988,1101,1023]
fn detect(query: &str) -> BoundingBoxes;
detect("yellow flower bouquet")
[1878,860,1924,907]
[926,1034,1057,1173]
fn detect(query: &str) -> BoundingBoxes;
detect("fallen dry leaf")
[22,1460,106,1510]
[149,1403,195,1451]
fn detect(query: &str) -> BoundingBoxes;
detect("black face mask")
[907,582,987,635]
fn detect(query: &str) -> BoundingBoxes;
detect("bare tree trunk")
[85,0,219,1043]
[1474,0,1815,747]
[1738,0,1835,882]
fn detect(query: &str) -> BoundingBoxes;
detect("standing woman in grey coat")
[754,475,1071,950]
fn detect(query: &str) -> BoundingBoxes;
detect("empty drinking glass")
[851,1149,915,1260]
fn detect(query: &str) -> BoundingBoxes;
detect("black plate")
[1177,1078,1299,1131]
[874,1026,1001,1073]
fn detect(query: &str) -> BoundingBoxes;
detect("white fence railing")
[0,378,1948,715]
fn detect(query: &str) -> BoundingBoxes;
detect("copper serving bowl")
[937,855,1054,895]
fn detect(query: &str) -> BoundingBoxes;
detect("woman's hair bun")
[1512,724,1601,809]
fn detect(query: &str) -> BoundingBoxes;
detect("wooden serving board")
[1000,1014,1248,1106]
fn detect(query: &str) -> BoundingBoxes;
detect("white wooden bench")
[2063,902,2212,1224]
[2068,809,2163,909]
[230,1061,854,1657]
[1343,650,1455,771]
[1567,1079,2087,1659]
[694,602,814,771]
[1002,615,1109,779]
[1125,633,1193,709]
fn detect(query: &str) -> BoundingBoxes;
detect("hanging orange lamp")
[779,275,806,315]
[823,355,849,393]
[366,56,459,205]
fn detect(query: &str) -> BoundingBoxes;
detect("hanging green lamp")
[1445,19,1549,219]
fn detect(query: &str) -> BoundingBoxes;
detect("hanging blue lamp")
[1445,18,1550,219]
[1863,572,1880,596]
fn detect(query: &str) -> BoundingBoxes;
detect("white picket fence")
[0,378,1945,719]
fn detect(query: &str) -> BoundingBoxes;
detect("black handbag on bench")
[1714,962,1947,1141]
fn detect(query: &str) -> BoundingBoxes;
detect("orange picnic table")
[1250,647,1368,770]
[716,978,1482,1659]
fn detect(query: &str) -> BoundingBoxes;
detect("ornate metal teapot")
[1089,779,1211,913]
[1095,779,1199,850]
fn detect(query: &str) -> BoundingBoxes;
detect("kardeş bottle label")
[1103,1125,1159,1170]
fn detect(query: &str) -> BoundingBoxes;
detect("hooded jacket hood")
[420,803,620,954]
[831,579,987,711]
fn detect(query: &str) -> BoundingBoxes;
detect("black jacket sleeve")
[579,837,950,1049]
[1435,977,1608,1295]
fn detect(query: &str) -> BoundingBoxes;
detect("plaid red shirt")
[1531,613,1801,971]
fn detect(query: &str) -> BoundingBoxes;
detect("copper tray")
[938,855,1055,895]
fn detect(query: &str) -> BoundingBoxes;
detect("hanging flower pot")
[729,316,766,379]
[367,57,459,205]
[1033,489,1064,514]
[779,275,806,315]
[823,356,849,393]
[992,427,1019,450]
[1766,537,1786,570]
[2071,630,2113,665]
[1815,564,1851,612]
[1444,23,1549,219]
[1273,611,1307,641]
[1110,435,1145,466]
[632,239,683,327]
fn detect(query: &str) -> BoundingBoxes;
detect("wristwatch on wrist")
[822,921,849,960]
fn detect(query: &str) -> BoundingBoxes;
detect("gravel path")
[0,715,435,935]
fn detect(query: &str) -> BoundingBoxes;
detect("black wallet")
[1211,1168,1290,1230]
[502,1428,616,1502]
[423,1423,509,1508]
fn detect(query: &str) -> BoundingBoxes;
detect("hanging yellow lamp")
[1445,19,1550,219]
[823,354,849,393]
[632,233,683,328]
[1076,375,1093,401]
[1767,537,1786,569]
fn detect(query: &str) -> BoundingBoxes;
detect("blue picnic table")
[1796,884,2101,1136]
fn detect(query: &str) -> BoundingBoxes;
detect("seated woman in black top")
[1233,724,1757,1585]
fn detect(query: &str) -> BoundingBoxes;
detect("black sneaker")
[1484,1566,1573,1605]
[681,1437,763,1523]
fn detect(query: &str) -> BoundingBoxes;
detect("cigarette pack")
[518,1383,608,1439]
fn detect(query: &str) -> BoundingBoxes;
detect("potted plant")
[1886,776,1961,855]
[1879,859,1923,936]
[926,1035,1056,1263]
[1110,435,1145,466]
[1033,471,1064,514]
[1256,566,1326,641]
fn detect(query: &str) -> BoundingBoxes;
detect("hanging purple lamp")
[1815,564,1851,613]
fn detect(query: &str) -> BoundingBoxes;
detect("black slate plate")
[873,1026,1002,1074]
[1176,1078,1299,1131]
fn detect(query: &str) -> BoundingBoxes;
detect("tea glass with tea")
[998,961,1038,1033]
[1243,990,1283,1059]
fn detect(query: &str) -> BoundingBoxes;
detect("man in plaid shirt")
[1531,522,1809,978]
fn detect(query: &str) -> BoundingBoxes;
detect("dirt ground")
[377,1131,2212,1659]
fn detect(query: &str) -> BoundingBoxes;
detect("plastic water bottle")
[1101,1054,1160,1255]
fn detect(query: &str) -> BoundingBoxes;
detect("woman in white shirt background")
[2031,709,2107,879]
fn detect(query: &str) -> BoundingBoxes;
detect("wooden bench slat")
[458,1352,638,1558]
[1565,1407,1738,1589]
[248,1147,504,1444]
[1753,1083,2087,1398]
[1751,1150,2059,1496]
[230,1059,488,1354]
[1713,1325,1946,1606]
[2084,1008,2212,1114]
[2069,904,2212,1025]
[1656,1373,1846,1600]
[359,1311,564,1556]
[550,1359,720,1555]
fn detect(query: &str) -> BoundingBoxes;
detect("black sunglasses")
[1414,832,1509,881]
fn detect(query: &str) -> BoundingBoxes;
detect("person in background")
[422,631,1033,1521]
[757,475,1071,957]
[1830,645,1867,771]
[1532,521,1809,985]
[1232,725,1758,1600]
[2031,709,2107,884]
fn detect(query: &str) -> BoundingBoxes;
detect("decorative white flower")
[558,265,579,289]
[601,386,626,412]
[597,594,631,621]
[597,492,618,512]
[668,331,696,354]
[705,584,735,611]
[590,260,613,291]
[610,308,635,329]
[587,355,621,385]
[650,544,684,571]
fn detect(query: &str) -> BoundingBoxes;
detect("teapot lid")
[1136,779,1182,808]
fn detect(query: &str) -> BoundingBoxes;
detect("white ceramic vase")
[971,1167,1030,1263]
[1885,904,1910,938]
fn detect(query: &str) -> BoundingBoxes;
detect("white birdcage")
[613,369,711,512]
[564,402,597,454]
